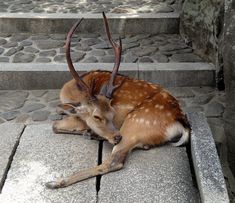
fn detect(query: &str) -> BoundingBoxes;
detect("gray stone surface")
[0,123,25,190]
[0,124,98,203]
[0,62,215,89]
[0,33,204,63]
[22,103,45,113]
[99,143,199,202]
[187,112,229,203]
[0,0,180,14]
[0,13,179,34]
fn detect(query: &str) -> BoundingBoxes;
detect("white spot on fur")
[145,120,150,126]
[139,118,145,123]
[167,112,171,116]
[153,120,157,125]
[145,109,149,113]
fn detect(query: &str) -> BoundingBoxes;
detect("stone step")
[0,13,179,35]
[0,63,215,89]
[0,33,197,63]
[0,0,180,34]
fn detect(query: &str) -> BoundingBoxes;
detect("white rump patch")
[165,122,189,146]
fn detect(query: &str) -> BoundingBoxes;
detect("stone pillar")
[223,0,235,175]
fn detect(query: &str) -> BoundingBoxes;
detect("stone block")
[0,124,98,203]
[0,123,25,190]
[99,143,199,202]
[187,112,229,203]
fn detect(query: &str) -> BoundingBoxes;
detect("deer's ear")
[57,103,80,115]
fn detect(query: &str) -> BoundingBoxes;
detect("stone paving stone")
[0,124,98,203]
[0,111,19,121]
[21,103,45,113]
[187,112,229,203]
[99,143,199,202]
[0,91,28,112]
[205,101,225,117]
[170,53,203,62]
[0,123,25,189]
[31,110,50,121]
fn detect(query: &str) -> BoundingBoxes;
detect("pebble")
[48,114,63,121]
[170,53,203,62]
[39,50,56,57]
[35,58,51,63]
[139,56,154,63]
[36,40,64,50]
[22,103,45,113]
[0,48,4,54]
[205,101,225,117]
[31,110,50,121]
[0,111,19,121]
[24,47,39,53]
[3,41,18,48]
[4,48,18,56]
[0,39,7,46]
[13,53,35,63]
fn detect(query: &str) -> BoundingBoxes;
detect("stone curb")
[0,62,215,89]
[0,13,179,34]
[187,112,229,203]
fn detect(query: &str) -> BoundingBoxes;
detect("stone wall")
[180,0,224,71]
[223,0,235,176]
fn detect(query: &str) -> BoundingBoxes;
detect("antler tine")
[102,12,123,98]
[65,19,92,96]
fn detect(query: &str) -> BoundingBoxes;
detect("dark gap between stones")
[186,140,199,190]
[0,125,26,193]
[96,140,103,195]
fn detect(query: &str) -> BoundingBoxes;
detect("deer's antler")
[102,12,123,99]
[65,19,94,99]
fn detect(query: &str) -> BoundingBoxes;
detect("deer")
[46,12,190,189]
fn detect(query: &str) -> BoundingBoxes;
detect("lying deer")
[46,13,190,189]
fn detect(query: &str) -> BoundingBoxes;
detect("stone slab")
[0,63,215,89]
[0,13,179,34]
[99,143,199,203]
[0,123,25,191]
[187,112,229,203]
[0,124,98,203]
[138,63,215,87]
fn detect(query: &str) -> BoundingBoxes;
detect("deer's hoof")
[113,134,122,145]
[45,181,59,189]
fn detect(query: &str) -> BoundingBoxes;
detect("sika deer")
[46,13,190,189]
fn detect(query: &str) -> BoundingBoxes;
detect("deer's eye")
[93,115,102,122]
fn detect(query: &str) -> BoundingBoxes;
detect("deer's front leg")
[45,136,138,189]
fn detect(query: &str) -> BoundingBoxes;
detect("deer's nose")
[114,134,122,144]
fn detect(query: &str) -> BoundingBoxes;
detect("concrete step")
[0,0,180,34]
[0,63,215,89]
[0,13,179,35]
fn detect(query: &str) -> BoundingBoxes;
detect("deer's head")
[58,13,123,144]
